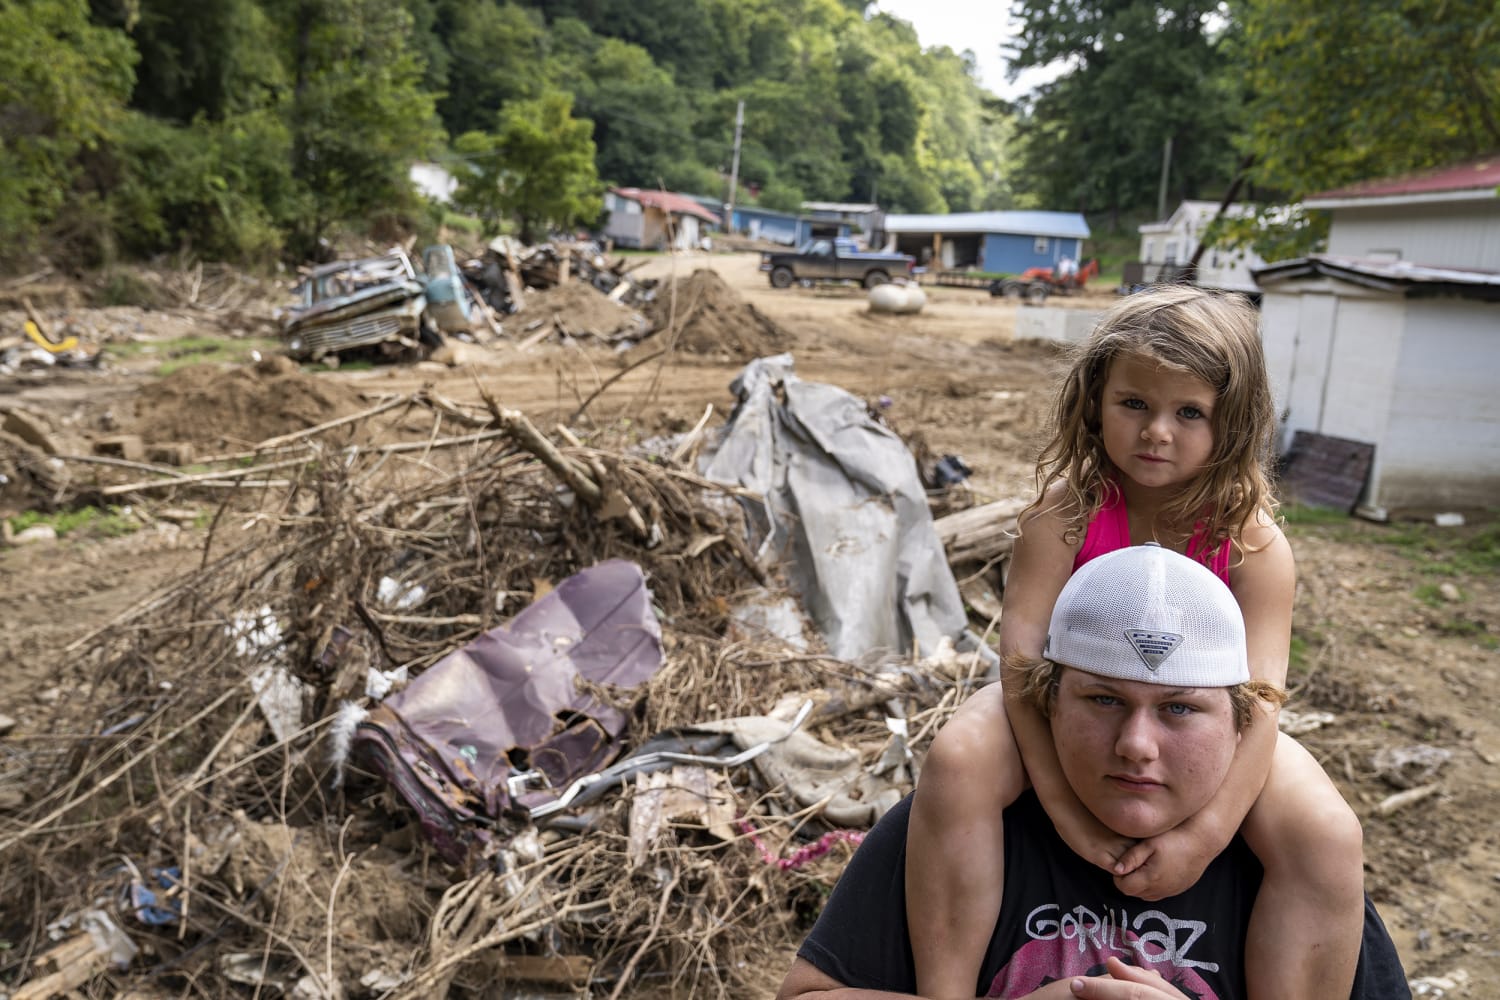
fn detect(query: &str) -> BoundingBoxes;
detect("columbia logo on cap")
[1125,629,1183,672]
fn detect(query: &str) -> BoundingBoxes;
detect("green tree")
[106,109,295,260]
[270,0,444,253]
[434,0,548,136]
[1207,0,1500,261]
[88,0,285,122]
[531,0,721,89]
[552,32,698,189]
[1007,0,1241,221]
[1236,0,1500,198]
[0,0,135,254]
[453,91,601,242]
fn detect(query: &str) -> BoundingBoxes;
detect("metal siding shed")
[1253,254,1500,512]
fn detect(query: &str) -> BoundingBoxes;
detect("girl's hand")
[1112,823,1218,900]
[1065,957,1193,999]
[1048,800,1140,876]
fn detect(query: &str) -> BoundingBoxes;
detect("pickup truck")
[280,245,477,363]
[760,238,915,289]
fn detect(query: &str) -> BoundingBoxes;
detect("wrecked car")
[281,246,475,363]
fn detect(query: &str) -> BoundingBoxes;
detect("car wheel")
[1025,283,1050,303]
[862,270,890,288]
[1001,280,1025,300]
[770,267,795,289]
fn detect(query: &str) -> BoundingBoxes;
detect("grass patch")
[1280,504,1352,526]
[110,335,283,376]
[1396,524,1500,577]
[1451,524,1500,574]
[1435,617,1499,649]
[1413,583,1456,608]
[1287,513,1500,600]
[441,211,483,238]
[8,505,141,539]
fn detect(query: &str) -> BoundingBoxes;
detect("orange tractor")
[989,257,1099,302]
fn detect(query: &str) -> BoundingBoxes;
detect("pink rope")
[737,820,865,871]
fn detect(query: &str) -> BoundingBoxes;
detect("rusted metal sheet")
[353,560,663,862]
[1279,430,1375,512]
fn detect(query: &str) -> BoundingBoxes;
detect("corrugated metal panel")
[1325,203,1500,271]
[887,211,1089,239]
[1380,300,1500,509]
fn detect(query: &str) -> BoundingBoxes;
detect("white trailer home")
[1253,158,1500,516]
[1137,200,1268,292]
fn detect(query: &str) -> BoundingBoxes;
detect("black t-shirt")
[797,792,1410,999]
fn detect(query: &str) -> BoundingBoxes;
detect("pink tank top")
[1072,489,1232,583]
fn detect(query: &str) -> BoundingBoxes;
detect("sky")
[873,0,1052,101]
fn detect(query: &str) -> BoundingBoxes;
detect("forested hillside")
[2,0,1496,265]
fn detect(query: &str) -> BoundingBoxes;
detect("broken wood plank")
[1375,783,1441,817]
[933,497,1028,566]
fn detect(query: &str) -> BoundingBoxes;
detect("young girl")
[906,286,1365,1000]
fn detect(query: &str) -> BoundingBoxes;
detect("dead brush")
[0,397,974,999]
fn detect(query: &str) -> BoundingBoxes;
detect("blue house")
[728,205,854,246]
[884,211,1091,274]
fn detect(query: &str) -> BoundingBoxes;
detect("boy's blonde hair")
[1028,285,1278,559]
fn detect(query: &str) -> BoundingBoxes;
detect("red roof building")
[1306,157,1500,208]
[609,188,720,225]
[603,187,721,250]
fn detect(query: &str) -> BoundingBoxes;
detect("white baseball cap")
[1044,544,1249,687]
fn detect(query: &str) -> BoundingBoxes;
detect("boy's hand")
[1112,823,1218,900]
[1065,957,1193,999]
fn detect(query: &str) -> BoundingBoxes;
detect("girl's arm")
[1113,520,1295,898]
[1000,501,1137,872]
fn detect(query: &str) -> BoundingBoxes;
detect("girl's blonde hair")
[1027,285,1278,560]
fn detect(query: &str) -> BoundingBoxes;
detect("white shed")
[603,188,721,251]
[1254,158,1500,515]
[1137,200,1268,293]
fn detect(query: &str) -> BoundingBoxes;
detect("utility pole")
[725,100,744,232]
[1157,136,1173,220]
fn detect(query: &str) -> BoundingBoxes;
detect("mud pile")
[130,356,368,450]
[646,268,791,360]
[522,280,643,339]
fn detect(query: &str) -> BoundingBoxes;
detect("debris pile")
[644,269,791,361]
[463,240,658,317]
[521,281,645,344]
[0,298,105,374]
[1,366,993,998]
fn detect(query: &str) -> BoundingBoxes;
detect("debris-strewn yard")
[1,251,1497,999]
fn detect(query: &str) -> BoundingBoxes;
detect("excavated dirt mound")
[522,281,643,338]
[645,268,791,360]
[130,356,369,450]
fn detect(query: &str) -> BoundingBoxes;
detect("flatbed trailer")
[922,270,1000,290]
